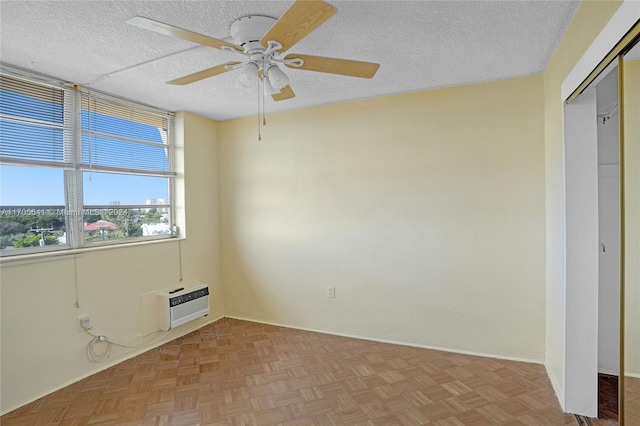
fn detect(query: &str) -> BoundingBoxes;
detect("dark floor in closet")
[598,374,618,423]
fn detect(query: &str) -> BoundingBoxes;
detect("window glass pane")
[82,172,168,206]
[0,165,67,252]
[82,172,170,243]
[82,207,170,243]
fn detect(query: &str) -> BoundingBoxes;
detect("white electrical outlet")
[77,314,90,332]
[327,286,336,298]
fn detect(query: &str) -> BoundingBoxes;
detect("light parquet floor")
[2,318,578,425]
[624,376,640,425]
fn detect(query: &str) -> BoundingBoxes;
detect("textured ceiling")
[0,0,580,121]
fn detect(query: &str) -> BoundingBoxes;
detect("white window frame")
[0,65,178,257]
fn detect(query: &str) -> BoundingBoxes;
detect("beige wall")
[219,75,546,362]
[0,111,223,414]
[543,0,623,402]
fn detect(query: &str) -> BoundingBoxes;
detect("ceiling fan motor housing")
[230,15,277,53]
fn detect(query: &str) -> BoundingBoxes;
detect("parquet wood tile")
[624,376,640,425]
[2,318,579,425]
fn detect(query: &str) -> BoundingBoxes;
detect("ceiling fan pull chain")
[262,58,267,127]
[257,72,262,141]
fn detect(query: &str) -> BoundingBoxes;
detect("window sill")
[0,236,185,267]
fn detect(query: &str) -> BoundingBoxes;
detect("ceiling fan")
[126,0,380,102]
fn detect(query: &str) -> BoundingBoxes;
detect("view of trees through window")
[0,205,170,251]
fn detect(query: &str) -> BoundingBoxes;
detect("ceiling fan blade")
[260,0,337,52]
[167,62,242,85]
[284,54,380,78]
[127,16,243,52]
[272,85,296,101]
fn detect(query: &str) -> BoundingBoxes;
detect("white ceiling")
[0,0,580,121]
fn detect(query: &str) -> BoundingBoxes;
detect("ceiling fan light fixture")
[238,61,259,87]
[263,75,281,96]
[266,65,289,91]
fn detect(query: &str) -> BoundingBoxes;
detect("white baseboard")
[225,314,543,365]
[545,360,565,410]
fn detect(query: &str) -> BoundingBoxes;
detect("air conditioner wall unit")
[160,285,209,331]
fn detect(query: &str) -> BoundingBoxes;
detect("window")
[0,68,176,256]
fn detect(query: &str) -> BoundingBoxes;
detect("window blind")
[80,92,175,177]
[0,74,74,169]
